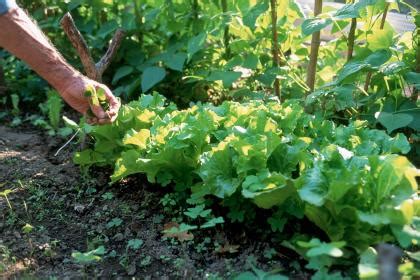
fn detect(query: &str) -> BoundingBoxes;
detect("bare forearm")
[0,7,79,93]
[0,5,120,122]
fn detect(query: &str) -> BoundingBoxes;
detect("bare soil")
[0,125,302,279]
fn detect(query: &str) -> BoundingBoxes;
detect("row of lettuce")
[73,93,419,276]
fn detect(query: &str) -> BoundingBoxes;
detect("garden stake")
[60,12,125,82]
[347,0,357,62]
[270,0,281,100]
[57,12,125,153]
[306,0,323,93]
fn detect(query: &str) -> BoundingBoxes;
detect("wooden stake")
[412,16,420,101]
[347,17,357,61]
[270,0,281,100]
[60,12,125,82]
[306,0,323,93]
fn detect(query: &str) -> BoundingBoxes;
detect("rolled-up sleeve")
[0,0,17,15]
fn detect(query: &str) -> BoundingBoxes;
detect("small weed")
[101,192,114,200]
[140,255,152,267]
[127,239,143,251]
[106,218,123,229]
[264,248,277,260]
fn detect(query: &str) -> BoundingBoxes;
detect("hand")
[59,75,120,124]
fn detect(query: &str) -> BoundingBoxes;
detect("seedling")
[71,245,105,264]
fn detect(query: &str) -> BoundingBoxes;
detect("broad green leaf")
[165,52,187,72]
[68,0,83,10]
[112,66,134,85]
[207,70,242,87]
[404,72,420,90]
[376,112,413,133]
[358,211,390,225]
[336,61,368,83]
[336,50,391,82]
[141,66,166,92]
[334,85,357,110]
[397,101,420,131]
[243,0,269,30]
[97,20,118,38]
[365,49,392,68]
[366,25,394,51]
[187,32,207,58]
[333,3,361,19]
[301,18,333,36]
[380,61,407,75]
[242,54,259,70]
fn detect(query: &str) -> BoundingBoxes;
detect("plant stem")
[221,0,231,59]
[364,2,389,92]
[192,0,199,23]
[380,3,389,29]
[306,0,323,93]
[133,0,143,46]
[270,0,281,100]
[347,17,357,61]
[412,14,420,101]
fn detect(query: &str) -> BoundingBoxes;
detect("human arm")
[0,3,120,123]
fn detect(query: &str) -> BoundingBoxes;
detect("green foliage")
[74,93,419,272]
[46,90,63,130]
[2,0,419,277]
[71,246,105,264]
[106,217,123,229]
[127,239,143,251]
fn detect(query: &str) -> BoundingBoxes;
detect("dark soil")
[0,125,306,279]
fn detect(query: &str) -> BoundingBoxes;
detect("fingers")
[86,116,112,125]
[89,103,107,120]
[86,83,120,125]
[96,84,120,122]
